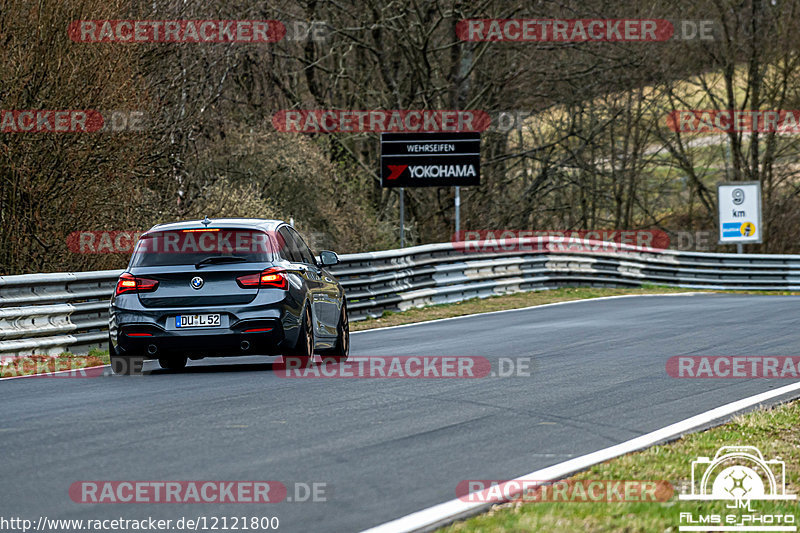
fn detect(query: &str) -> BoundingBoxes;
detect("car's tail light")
[236,267,288,290]
[115,273,159,295]
[259,269,288,289]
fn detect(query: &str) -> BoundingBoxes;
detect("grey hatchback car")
[109,218,349,374]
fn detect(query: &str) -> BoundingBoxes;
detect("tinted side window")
[288,228,316,264]
[277,227,300,262]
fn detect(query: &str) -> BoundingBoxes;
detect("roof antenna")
[202,215,211,227]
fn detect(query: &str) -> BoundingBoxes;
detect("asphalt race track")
[4,294,800,532]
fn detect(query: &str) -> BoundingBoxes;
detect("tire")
[284,304,314,368]
[158,356,188,371]
[320,304,349,364]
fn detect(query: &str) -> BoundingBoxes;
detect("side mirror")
[319,250,339,266]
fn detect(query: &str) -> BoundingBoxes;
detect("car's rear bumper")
[114,318,285,357]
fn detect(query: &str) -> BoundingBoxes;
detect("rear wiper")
[195,256,248,269]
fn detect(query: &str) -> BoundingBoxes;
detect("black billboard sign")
[380,132,481,188]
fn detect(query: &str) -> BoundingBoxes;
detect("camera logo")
[678,446,796,532]
[680,446,793,501]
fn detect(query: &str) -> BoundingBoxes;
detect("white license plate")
[175,314,221,328]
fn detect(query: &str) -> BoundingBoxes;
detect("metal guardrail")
[3,237,800,356]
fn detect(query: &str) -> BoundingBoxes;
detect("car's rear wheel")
[285,305,314,368]
[321,304,349,364]
[158,356,188,371]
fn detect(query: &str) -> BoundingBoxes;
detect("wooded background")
[3,0,800,274]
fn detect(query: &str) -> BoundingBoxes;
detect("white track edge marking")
[360,381,800,533]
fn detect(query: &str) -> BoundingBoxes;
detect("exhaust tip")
[147,344,158,355]
[240,340,251,352]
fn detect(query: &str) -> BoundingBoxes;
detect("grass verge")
[352,285,724,331]
[0,348,109,378]
[439,399,800,532]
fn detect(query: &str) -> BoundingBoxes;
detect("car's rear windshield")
[130,229,276,267]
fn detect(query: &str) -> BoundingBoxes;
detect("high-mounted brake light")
[115,273,159,295]
[236,267,288,290]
